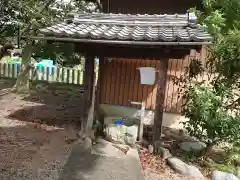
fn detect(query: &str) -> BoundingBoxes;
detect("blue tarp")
[10,59,56,74]
[34,59,56,74]
[9,61,21,64]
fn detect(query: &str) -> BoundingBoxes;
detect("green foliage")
[175,0,240,155]
[33,41,84,67]
[225,145,240,166]
[0,0,98,66]
[177,59,240,151]
[183,84,240,146]
[181,151,198,163]
[0,0,98,45]
[205,144,240,176]
[210,163,237,175]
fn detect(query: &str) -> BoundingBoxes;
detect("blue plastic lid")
[114,120,123,125]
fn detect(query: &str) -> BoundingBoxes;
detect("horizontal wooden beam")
[32,36,211,46]
[75,44,195,59]
[45,39,202,59]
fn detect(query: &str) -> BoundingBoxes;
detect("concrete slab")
[59,140,145,180]
[91,138,126,158]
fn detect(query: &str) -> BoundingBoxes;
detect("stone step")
[59,142,145,180]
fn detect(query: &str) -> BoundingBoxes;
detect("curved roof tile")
[39,13,212,42]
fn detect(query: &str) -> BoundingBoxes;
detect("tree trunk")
[12,44,33,93]
[11,0,56,93]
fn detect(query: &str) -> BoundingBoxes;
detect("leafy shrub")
[182,150,198,163]
[183,83,240,153]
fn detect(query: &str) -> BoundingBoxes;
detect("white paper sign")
[139,67,156,85]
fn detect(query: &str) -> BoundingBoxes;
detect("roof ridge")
[68,12,190,16]
[64,13,197,28]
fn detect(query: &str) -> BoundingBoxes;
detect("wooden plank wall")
[99,51,201,113]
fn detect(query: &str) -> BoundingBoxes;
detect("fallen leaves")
[112,144,130,155]
[139,150,166,174]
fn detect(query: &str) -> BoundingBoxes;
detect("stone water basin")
[104,116,140,145]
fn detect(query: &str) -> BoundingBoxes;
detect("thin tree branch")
[226,97,240,109]
[95,0,103,11]
[20,0,56,37]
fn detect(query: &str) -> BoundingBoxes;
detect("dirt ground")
[141,126,212,180]
[0,79,83,180]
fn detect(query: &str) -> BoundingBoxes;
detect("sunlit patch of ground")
[0,80,81,179]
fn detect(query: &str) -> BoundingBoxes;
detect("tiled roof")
[39,13,212,42]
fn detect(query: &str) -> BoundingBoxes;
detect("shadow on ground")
[0,79,15,99]
[59,146,99,180]
[0,79,103,180]
[0,122,78,180]
[59,141,144,180]
[0,81,85,127]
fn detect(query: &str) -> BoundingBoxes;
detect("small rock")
[36,83,48,91]
[167,157,188,174]
[90,129,96,141]
[159,147,172,160]
[160,134,166,138]
[186,165,204,179]
[212,170,239,180]
[142,139,149,148]
[160,141,172,149]
[154,140,164,153]
[148,145,154,154]
[84,137,92,149]
[179,141,206,152]
[167,157,204,179]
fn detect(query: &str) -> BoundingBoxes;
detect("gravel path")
[0,118,77,180]
[0,84,81,180]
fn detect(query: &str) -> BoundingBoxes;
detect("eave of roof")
[34,13,212,45]
[31,36,212,46]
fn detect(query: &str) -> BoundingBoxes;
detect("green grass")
[204,144,240,177]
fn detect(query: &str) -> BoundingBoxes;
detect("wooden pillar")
[82,55,95,135]
[153,58,169,144]
[96,57,104,106]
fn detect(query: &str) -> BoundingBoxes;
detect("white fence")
[0,63,84,85]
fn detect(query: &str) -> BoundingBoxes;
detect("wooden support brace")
[153,58,169,146]
[82,55,95,135]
